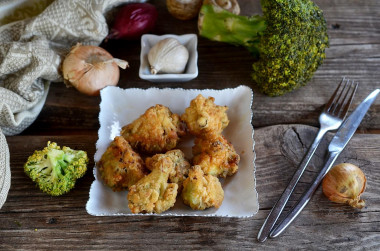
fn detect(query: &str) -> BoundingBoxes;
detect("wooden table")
[1,0,379,250]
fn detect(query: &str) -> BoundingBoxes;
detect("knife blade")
[328,88,380,152]
[269,88,380,238]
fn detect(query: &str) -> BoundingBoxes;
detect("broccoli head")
[24,141,88,196]
[198,0,329,96]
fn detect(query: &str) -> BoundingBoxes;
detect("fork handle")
[269,151,339,238]
[257,128,328,242]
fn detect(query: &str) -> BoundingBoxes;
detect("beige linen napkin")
[0,0,144,209]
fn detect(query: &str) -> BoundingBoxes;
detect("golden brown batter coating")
[128,156,178,214]
[181,94,229,138]
[192,135,239,178]
[121,104,186,155]
[146,149,190,193]
[97,136,147,191]
[181,165,224,210]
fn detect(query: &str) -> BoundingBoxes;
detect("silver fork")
[257,78,358,242]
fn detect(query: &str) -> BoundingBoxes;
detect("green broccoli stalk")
[24,141,88,196]
[198,0,329,96]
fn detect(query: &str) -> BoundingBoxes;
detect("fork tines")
[326,77,358,119]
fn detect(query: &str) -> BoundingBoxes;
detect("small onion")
[322,163,366,209]
[62,44,128,96]
[106,3,158,40]
[167,0,203,20]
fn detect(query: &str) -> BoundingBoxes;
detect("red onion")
[107,3,158,40]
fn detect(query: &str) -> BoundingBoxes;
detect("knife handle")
[257,128,328,242]
[269,151,339,238]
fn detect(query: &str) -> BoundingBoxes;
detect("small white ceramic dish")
[139,34,198,82]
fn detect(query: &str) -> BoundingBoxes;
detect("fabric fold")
[0,0,145,209]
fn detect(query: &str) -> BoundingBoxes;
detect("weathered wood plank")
[21,0,380,135]
[1,125,379,250]
[1,0,379,249]
[254,125,380,250]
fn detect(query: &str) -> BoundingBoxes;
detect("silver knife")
[269,88,380,238]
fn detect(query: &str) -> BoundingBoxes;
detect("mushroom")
[203,0,240,15]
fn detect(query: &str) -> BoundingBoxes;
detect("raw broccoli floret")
[24,141,88,196]
[198,0,329,96]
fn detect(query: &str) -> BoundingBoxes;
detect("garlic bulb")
[148,38,189,74]
[167,0,203,20]
[322,163,367,209]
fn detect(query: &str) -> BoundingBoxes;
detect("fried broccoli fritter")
[181,94,229,138]
[192,135,239,178]
[128,156,178,214]
[97,136,147,191]
[146,149,191,193]
[121,104,186,154]
[182,165,224,210]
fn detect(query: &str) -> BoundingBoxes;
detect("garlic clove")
[148,38,189,75]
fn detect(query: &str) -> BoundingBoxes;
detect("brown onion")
[62,44,128,96]
[322,163,366,209]
[166,0,203,20]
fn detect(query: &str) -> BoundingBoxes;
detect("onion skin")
[107,3,158,40]
[62,44,128,96]
[322,163,366,209]
[167,0,203,20]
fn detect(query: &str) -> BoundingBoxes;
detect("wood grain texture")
[1,125,379,250]
[1,0,380,250]
[22,0,380,135]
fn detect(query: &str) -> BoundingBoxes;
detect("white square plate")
[139,34,198,82]
[86,85,258,217]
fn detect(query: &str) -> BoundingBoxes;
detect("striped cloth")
[0,0,145,209]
